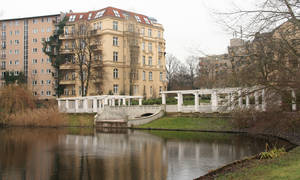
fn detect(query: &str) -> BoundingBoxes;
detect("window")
[32,69,37,74]
[98,22,102,30]
[113,68,118,79]
[33,38,38,43]
[9,31,12,36]
[142,56,146,65]
[158,58,161,65]
[46,69,51,74]
[47,17,51,22]
[158,30,161,38]
[160,72,163,81]
[33,29,38,34]
[9,60,12,65]
[32,48,38,53]
[113,10,120,17]
[135,15,141,22]
[95,10,105,19]
[33,91,38,96]
[72,72,76,80]
[14,40,19,45]
[15,60,19,65]
[64,89,69,96]
[41,91,44,96]
[113,51,118,62]
[47,27,51,32]
[46,91,51,96]
[1,61,5,69]
[33,19,38,24]
[113,84,118,94]
[15,49,19,54]
[144,17,151,24]
[142,42,145,50]
[88,13,92,20]
[41,80,44,85]
[148,29,152,37]
[113,21,118,31]
[148,42,152,52]
[69,15,76,22]
[141,28,145,35]
[47,58,51,63]
[32,80,37,85]
[46,80,51,85]
[15,30,19,35]
[142,71,146,80]
[113,37,118,46]
[32,59,38,64]
[149,72,153,80]
[148,56,152,65]
[9,50,12,54]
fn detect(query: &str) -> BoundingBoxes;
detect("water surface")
[0,128,286,180]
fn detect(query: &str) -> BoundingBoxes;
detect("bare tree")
[71,21,103,96]
[166,54,181,90]
[185,56,199,89]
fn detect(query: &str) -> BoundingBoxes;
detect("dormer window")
[113,10,120,17]
[79,15,83,19]
[95,10,105,19]
[135,15,141,23]
[88,13,92,20]
[144,17,150,24]
[69,15,76,22]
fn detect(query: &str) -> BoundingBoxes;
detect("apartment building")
[0,14,60,99]
[59,7,166,98]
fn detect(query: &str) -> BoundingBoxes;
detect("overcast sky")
[0,0,255,61]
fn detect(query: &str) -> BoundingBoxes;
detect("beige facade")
[59,7,167,98]
[0,15,60,99]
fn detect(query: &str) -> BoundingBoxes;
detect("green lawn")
[216,147,300,180]
[67,113,95,127]
[138,116,233,131]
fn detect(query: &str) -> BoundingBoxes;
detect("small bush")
[259,144,286,159]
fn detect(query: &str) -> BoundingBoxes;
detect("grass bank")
[67,113,95,127]
[209,146,300,180]
[138,116,233,131]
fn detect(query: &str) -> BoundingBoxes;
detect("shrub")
[259,144,286,159]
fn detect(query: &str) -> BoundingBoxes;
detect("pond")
[0,128,288,180]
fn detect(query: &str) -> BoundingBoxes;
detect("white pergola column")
[83,98,88,112]
[93,98,97,112]
[102,100,105,108]
[57,99,62,111]
[75,99,79,112]
[139,98,143,106]
[111,99,116,106]
[246,95,250,108]
[122,98,126,106]
[194,92,199,112]
[65,99,69,112]
[162,93,166,105]
[292,90,297,111]
[118,99,121,106]
[128,99,131,106]
[254,91,259,110]
[211,91,218,112]
[177,92,183,112]
[238,90,243,108]
[262,89,266,111]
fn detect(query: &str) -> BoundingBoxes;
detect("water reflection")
[0,128,286,180]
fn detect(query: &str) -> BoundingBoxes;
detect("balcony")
[59,33,74,39]
[90,43,103,52]
[60,79,75,85]
[60,63,76,70]
[60,48,74,54]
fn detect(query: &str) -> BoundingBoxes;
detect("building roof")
[0,14,60,22]
[66,7,154,25]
